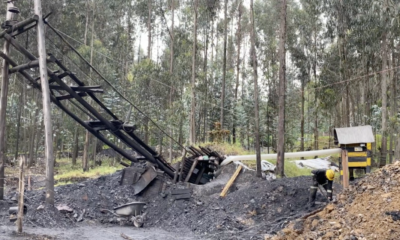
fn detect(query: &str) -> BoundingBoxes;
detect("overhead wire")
[45,35,182,141]
[45,22,186,149]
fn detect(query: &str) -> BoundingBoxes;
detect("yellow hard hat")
[326,169,335,181]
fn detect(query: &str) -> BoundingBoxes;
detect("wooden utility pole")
[0,0,17,200]
[34,0,55,205]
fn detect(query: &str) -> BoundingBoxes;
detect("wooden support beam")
[17,156,25,233]
[11,22,37,37]
[0,53,139,167]
[184,159,199,182]
[9,58,54,74]
[34,0,55,205]
[56,92,87,101]
[49,85,104,93]
[220,165,242,197]
[342,150,349,189]
[50,56,119,120]
[3,34,152,164]
[0,16,38,39]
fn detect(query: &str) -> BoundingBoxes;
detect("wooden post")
[0,0,16,200]
[184,159,199,182]
[34,0,55,205]
[220,165,242,197]
[342,150,349,188]
[17,156,25,233]
[177,149,187,182]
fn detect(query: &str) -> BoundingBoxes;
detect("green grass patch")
[54,157,124,183]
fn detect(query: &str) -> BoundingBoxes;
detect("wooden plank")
[220,165,242,197]
[49,85,103,92]
[172,193,191,200]
[184,159,198,182]
[56,92,87,101]
[17,156,25,233]
[342,150,349,189]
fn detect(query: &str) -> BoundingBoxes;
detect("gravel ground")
[0,163,340,240]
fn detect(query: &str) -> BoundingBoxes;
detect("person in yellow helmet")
[308,169,335,207]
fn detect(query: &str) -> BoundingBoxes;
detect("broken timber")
[0,16,176,178]
[0,16,230,186]
[220,165,242,197]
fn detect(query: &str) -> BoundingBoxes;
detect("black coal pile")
[145,165,333,240]
[1,164,339,240]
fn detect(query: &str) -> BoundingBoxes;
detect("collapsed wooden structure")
[0,15,225,185]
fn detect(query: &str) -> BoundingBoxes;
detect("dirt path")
[0,225,202,240]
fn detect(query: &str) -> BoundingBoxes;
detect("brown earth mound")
[270,161,400,240]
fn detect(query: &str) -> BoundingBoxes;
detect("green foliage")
[54,158,124,185]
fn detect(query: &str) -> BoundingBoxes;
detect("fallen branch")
[120,233,134,240]
[300,207,324,219]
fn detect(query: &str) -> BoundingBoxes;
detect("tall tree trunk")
[147,0,152,59]
[72,124,79,165]
[144,0,152,144]
[380,30,388,167]
[389,39,395,164]
[300,77,305,151]
[0,1,15,200]
[203,23,209,142]
[84,0,90,45]
[28,93,40,167]
[14,85,23,161]
[168,0,174,162]
[83,5,95,171]
[250,0,261,178]
[276,0,287,177]
[220,0,228,128]
[190,0,198,145]
[233,1,242,145]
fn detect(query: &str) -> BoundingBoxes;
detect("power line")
[45,22,186,149]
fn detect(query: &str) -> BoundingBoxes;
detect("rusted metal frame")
[3,34,154,166]
[48,55,119,120]
[0,52,133,166]
[9,58,54,74]
[0,16,38,39]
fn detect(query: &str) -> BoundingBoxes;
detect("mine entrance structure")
[0,15,223,185]
[334,125,375,180]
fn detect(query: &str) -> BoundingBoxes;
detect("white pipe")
[221,148,342,166]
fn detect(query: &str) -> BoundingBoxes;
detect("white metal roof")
[334,125,375,145]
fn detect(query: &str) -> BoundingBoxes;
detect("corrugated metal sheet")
[334,125,375,145]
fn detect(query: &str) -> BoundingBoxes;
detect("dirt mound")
[1,164,336,239]
[271,161,400,240]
